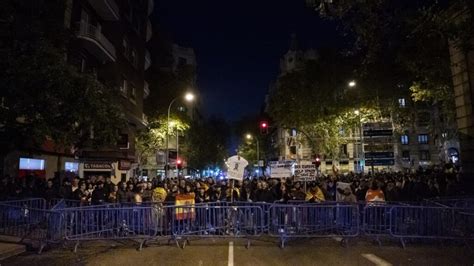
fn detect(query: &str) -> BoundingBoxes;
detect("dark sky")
[154,0,345,121]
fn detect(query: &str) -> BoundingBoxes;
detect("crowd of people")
[0,168,466,205]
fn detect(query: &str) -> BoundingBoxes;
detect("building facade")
[266,38,459,175]
[3,0,154,183]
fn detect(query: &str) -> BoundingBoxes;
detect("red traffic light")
[176,159,182,165]
[260,122,268,128]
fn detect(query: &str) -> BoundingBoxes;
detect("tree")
[0,1,126,154]
[135,116,189,167]
[182,117,230,171]
[309,0,473,125]
[268,49,365,157]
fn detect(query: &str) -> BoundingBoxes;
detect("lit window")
[398,98,406,108]
[418,134,429,144]
[401,135,409,145]
[19,158,45,170]
[65,162,79,173]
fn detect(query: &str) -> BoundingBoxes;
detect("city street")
[3,238,474,266]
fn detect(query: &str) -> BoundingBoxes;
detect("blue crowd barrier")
[170,203,264,248]
[389,205,474,247]
[268,204,359,248]
[1,198,47,210]
[2,197,474,251]
[62,206,162,252]
[0,202,62,253]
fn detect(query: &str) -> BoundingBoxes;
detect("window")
[130,84,136,103]
[120,78,128,95]
[398,98,406,108]
[19,158,45,170]
[131,49,138,67]
[65,162,79,173]
[400,135,409,145]
[419,150,430,161]
[122,38,129,58]
[418,134,429,144]
[402,150,410,160]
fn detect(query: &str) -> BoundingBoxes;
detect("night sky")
[154,0,345,121]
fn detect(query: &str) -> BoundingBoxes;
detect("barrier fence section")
[62,206,163,252]
[268,204,359,248]
[0,202,63,253]
[1,198,47,210]
[170,203,264,248]
[2,198,474,251]
[424,198,474,209]
[389,206,474,247]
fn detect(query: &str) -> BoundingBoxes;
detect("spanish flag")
[175,193,196,220]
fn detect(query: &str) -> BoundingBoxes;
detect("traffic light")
[260,121,268,135]
[176,158,183,170]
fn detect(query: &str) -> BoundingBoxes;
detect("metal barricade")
[268,204,359,248]
[0,202,62,253]
[170,204,264,248]
[1,198,46,210]
[62,206,164,252]
[389,205,474,248]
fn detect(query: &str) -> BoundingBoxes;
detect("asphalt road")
[3,237,474,266]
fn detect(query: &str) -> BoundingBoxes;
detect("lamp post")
[246,134,260,174]
[354,109,365,174]
[166,92,194,178]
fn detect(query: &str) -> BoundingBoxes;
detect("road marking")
[228,241,234,266]
[361,253,392,266]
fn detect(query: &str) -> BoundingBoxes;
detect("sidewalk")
[0,242,26,261]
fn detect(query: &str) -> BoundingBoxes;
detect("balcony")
[75,22,116,62]
[144,49,151,70]
[88,0,120,21]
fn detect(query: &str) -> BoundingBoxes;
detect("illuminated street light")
[185,92,195,102]
[246,134,252,140]
[348,80,356,88]
[166,92,196,178]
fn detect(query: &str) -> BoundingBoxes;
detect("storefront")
[79,160,132,184]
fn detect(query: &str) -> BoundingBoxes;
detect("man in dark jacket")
[91,181,107,205]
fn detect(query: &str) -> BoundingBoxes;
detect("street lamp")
[245,133,260,173]
[166,92,195,178]
[348,80,356,88]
